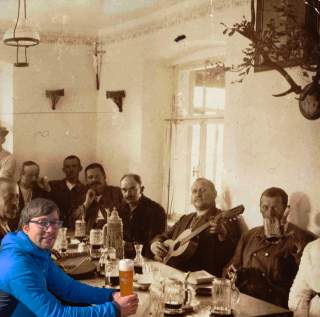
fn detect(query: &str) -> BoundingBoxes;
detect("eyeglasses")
[29,220,63,229]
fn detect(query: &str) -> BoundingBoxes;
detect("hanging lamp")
[3,0,40,67]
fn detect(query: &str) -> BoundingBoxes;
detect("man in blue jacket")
[0,198,139,317]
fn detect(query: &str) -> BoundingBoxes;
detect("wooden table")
[82,261,293,317]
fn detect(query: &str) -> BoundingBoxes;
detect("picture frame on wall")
[254,0,319,72]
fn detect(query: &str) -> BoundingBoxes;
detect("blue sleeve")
[47,259,115,304]
[4,258,119,317]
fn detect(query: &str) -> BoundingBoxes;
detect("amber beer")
[119,259,134,296]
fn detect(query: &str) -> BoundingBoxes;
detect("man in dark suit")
[9,161,49,230]
[118,174,166,258]
[48,155,86,228]
[71,163,122,232]
[0,177,19,242]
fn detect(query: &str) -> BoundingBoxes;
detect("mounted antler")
[262,53,302,97]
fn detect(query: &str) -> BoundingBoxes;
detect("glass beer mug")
[104,248,119,287]
[89,229,103,260]
[164,277,192,314]
[263,217,282,239]
[149,280,165,317]
[211,277,239,316]
[58,227,68,254]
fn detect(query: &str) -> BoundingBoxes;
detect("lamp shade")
[3,19,40,47]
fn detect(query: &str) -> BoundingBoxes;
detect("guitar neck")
[179,205,244,246]
[180,222,210,245]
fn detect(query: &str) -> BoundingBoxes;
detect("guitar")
[162,205,245,265]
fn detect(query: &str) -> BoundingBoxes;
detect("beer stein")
[164,277,192,314]
[211,277,239,316]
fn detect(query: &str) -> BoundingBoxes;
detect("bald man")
[151,178,242,276]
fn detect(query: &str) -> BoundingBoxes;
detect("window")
[165,62,225,216]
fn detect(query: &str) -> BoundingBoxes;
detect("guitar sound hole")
[173,242,181,251]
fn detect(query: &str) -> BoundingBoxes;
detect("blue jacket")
[0,231,119,317]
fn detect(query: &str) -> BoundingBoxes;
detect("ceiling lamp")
[208,0,214,19]
[3,0,40,67]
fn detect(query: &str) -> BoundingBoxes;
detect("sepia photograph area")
[0,0,319,316]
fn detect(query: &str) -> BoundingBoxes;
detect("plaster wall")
[94,2,249,204]
[0,43,97,181]
[96,38,172,201]
[224,34,320,233]
[0,61,13,151]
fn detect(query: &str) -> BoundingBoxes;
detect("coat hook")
[106,90,126,112]
[45,89,64,110]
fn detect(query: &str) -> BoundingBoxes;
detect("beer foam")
[119,259,134,271]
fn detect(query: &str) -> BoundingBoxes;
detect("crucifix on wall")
[93,40,106,90]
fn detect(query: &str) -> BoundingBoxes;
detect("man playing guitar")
[150,178,244,276]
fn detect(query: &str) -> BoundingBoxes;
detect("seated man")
[49,155,86,228]
[0,126,16,180]
[225,187,315,308]
[0,198,138,317]
[0,178,19,242]
[150,178,242,276]
[118,174,166,258]
[72,163,122,231]
[9,161,50,230]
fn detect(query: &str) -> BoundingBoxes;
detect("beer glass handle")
[231,286,240,306]
[184,288,192,307]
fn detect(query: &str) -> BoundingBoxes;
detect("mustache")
[89,181,102,186]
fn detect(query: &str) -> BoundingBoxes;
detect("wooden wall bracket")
[106,90,126,112]
[46,89,64,110]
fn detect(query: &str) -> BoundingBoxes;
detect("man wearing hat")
[0,126,16,180]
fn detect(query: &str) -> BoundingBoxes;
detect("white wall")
[0,61,13,151]
[0,42,98,181]
[96,38,172,200]
[94,2,248,203]
[223,34,320,234]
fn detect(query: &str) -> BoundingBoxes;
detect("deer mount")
[221,0,320,120]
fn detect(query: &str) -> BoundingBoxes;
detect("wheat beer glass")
[119,259,134,296]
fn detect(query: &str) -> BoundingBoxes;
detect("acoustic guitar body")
[161,205,245,265]
[163,229,198,265]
